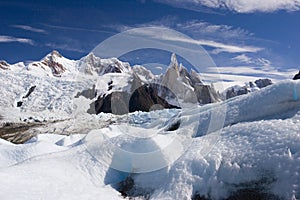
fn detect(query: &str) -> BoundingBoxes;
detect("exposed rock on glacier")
[293,70,300,80]
[0,60,9,70]
[225,78,272,99]
[94,83,180,115]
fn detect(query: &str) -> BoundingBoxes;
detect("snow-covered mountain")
[77,52,132,76]
[0,51,219,118]
[27,50,77,77]
[1,51,300,200]
[161,53,220,104]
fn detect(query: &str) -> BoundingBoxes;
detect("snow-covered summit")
[77,52,132,76]
[26,50,76,77]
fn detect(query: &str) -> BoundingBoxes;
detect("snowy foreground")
[0,80,300,200]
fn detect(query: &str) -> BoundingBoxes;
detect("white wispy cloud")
[109,18,253,42]
[108,18,262,54]
[176,20,253,41]
[0,35,34,45]
[45,43,86,53]
[42,24,116,34]
[156,0,300,13]
[232,54,273,70]
[129,28,262,53]
[12,25,47,34]
[232,54,253,64]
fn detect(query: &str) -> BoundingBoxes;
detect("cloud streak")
[108,19,262,53]
[130,28,263,53]
[176,20,253,41]
[12,25,47,34]
[42,24,116,34]
[156,0,300,13]
[232,54,273,70]
[45,43,86,53]
[0,35,34,45]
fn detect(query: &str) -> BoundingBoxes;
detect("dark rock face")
[225,79,273,100]
[94,84,180,115]
[226,188,280,200]
[95,92,130,115]
[42,50,66,77]
[23,86,36,98]
[17,101,23,107]
[293,71,300,80]
[129,84,180,112]
[16,86,37,108]
[103,65,121,74]
[75,85,97,100]
[226,88,237,99]
[165,120,181,131]
[236,87,249,96]
[0,60,9,70]
[254,79,272,88]
[194,84,219,104]
[226,87,249,99]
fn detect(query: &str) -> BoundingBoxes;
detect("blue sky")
[0,0,300,71]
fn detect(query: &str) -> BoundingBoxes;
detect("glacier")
[0,80,300,199]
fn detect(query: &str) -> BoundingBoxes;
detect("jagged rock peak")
[85,52,98,60]
[31,50,73,76]
[50,50,62,58]
[190,69,203,85]
[170,53,179,72]
[81,52,100,65]
[42,50,63,62]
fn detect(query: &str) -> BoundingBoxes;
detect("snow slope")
[0,80,300,199]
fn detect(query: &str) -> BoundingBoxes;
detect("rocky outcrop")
[27,50,75,77]
[129,84,180,112]
[0,60,9,70]
[293,71,300,80]
[23,86,36,98]
[161,53,220,104]
[75,85,97,100]
[226,87,249,99]
[95,92,131,115]
[195,84,219,104]
[225,79,273,99]
[255,79,273,88]
[94,84,180,115]
[44,50,67,76]
[93,53,220,115]
[17,85,37,108]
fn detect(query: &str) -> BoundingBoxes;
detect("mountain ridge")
[0,50,220,114]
